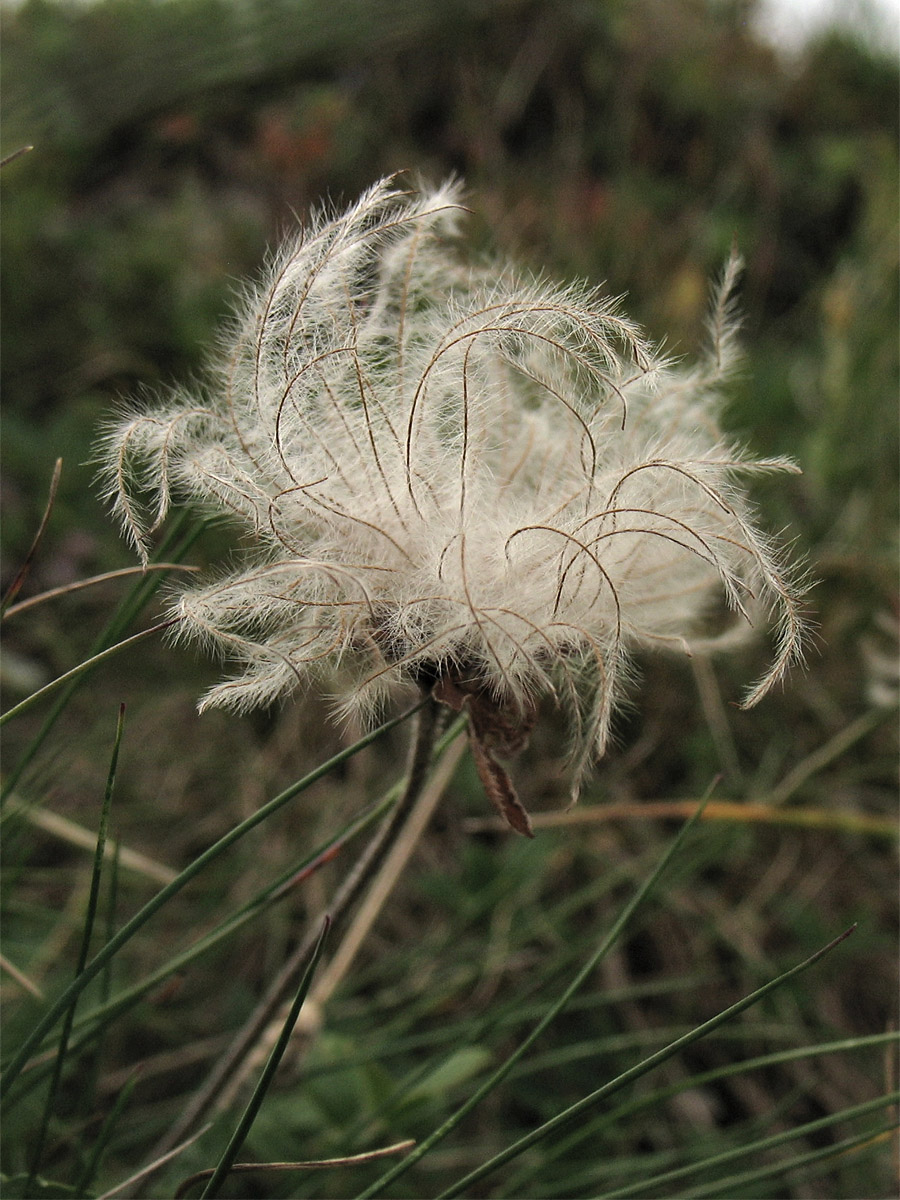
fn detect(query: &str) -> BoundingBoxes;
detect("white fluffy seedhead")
[99,176,807,802]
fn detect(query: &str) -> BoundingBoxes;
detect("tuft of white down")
[99,176,807,784]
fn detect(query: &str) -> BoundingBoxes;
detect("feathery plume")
[99,177,807,830]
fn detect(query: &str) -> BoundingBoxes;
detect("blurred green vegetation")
[1,1,897,1197]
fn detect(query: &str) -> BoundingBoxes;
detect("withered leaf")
[433,671,538,835]
[468,728,535,838]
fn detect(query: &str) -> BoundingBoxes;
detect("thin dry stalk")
[136,693,442,1191]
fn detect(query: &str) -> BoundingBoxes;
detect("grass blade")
[95,1124,214,1200]
[196,917,331,1199]
[437,925,858,1198]
[1,458,61,618]
[75,1070,140,1196]
[505,1031,899,1192]
[0,701,421,1097]
[355,795,712,1199]
[7,722,465,1103]
[2,563,198,620]
[601,1089,900,1197]
[174,1141,415,1199]
[683,1118,900,1198]
[0,621,178,728]
[24,704,126,1190]
[0,511,199,803]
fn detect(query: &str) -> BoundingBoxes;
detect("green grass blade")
[437,924,857,1198]
[74,1070,140,1196]
[196,918,331,1199]
[0,512,199,803]
[34,788,412,1074]
[0,701,421,1097]
[0,622,177,728]
[601,1089,900,1198]
[24,705,126,1190]
[6,718,468,1104]
[505,1031,899,1193]
[56,718,466,1054]
[355,796,711,1199]
[682,1117,900,1198]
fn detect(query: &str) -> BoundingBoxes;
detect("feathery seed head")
[99,176,807,820]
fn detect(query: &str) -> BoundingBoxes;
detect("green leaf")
[401,1046,494,1107]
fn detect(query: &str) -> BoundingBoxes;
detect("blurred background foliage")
[2,0,898,558]
[1,1,897,1197]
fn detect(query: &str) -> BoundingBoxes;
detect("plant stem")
[137,691,442,1192]
[198,919,331,1199]
[1,702,421,1099]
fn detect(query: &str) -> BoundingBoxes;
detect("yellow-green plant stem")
[488,798,898,841]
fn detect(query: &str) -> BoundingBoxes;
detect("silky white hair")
[99,176,806,790]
